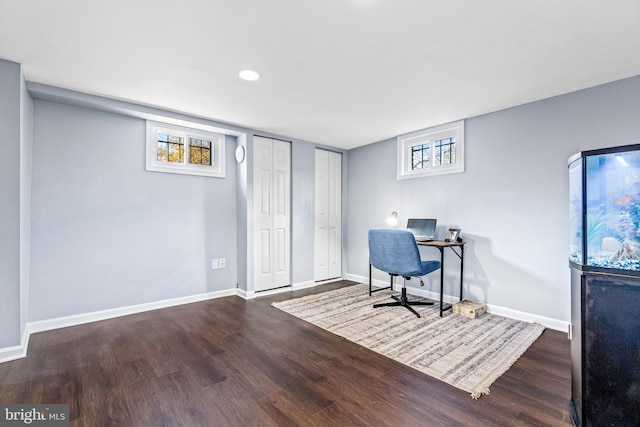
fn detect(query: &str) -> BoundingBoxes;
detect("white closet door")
[254,136,291,292]
[272,139,291,288]
[326,150,342,279]
[314,149,342,281]
[314,149,329,281]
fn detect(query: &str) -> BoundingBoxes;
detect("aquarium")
[569,144,640,273]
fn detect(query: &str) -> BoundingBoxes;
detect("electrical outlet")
[211,259,219,270]
[219,258,226,268]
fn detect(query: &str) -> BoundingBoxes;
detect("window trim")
[397,120,465,180]
[146,121,225,178]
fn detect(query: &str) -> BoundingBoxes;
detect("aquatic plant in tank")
[569,144,640,272]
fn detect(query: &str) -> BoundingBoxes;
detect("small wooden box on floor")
[452,300,487,319]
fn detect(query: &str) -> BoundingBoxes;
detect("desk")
[418,240,465,316]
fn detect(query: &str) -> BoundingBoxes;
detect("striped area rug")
[272,284,545,399]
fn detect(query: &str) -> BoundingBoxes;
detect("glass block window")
[146,121,225,178]
[397,120,465,179]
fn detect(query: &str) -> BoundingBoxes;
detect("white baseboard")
[1,276,570,364]
[346,273,569,332]
[313,277,345,286]
[251,286,293,298]
[485,304,569,332]
[292,280,316,290]
[0,287,238,364]
[240,279,333,299]
[236,287,255,299]
[0,327,31,363]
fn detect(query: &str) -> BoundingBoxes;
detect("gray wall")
[347,75,640,323]
[20,67,33,336]
[0,60,22,347]
[22,82,347,325]
[235,134,248,291]
[29,100,238,321]
[291,140,317,285]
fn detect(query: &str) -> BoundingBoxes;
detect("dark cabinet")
[570,270,640,426]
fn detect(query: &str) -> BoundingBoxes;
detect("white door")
[254,136,291,291]
[314,149,342,281]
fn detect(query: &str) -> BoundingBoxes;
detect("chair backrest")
[368,229,423,276]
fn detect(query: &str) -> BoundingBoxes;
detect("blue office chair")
[368,228,441,318]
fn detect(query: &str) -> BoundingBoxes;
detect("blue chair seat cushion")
[419,260,441,276]
[399,260,441,277]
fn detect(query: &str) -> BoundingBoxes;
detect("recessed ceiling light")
[239,70,260,81]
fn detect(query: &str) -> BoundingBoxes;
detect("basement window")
[146,121,225,177]
[397,120,465,179]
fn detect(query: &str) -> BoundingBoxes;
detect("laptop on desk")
[407,218,437,242]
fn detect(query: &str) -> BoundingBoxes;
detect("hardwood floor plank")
[240,340,335,415]
[312,401,377,427]
[0,369,44,405]
[371,360,515,426]
[258,390,327,427]
[79,380,133,427]
[202,377,281,427]
[125,370,210,426]
[313,357,444,426]
[41,370,82,422]
[0,281,572,426]
[117,358,157,386]
[217,334,284,400]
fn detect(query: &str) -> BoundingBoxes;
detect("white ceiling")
[2,0,640,149]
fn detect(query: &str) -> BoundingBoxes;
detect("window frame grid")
[157,132,185,164]
[411,143,431,170]
[146,121,225,178]
[434,137,456,166]
[188,137,212,166]
[397,120,465,179]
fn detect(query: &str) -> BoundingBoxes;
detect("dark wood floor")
[0,281,572,426]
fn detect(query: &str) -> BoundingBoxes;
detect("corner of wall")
[19,65,34,343]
